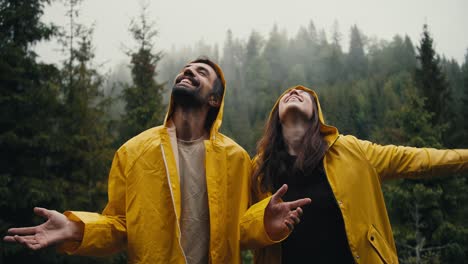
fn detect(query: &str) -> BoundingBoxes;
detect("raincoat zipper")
[160,143,188,263]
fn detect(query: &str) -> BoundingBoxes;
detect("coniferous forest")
[1,1,468,263]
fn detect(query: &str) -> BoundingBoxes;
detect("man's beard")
[172,84,207,108]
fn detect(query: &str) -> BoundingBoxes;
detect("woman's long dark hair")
[252,93,328,201]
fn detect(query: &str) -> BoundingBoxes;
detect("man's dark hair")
[192,56,224,102]
[191,56,225,130]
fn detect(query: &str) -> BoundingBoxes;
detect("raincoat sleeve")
[354,136,468,181]
[240,158,288,249]
[58,148,128,256]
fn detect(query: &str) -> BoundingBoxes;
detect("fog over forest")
[36,0,467,66]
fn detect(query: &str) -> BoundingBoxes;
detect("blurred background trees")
[1,0,467,263]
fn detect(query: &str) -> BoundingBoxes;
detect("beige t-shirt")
[177,136,210,264]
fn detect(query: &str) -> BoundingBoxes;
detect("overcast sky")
[35,0,468,69]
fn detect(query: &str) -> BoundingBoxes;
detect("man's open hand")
[3,207,83,250]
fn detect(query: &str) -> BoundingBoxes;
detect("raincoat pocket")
[367,225,397,264]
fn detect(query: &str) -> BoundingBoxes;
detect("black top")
[277,155,355,264]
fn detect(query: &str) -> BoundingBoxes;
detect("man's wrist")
[65,219,84,242]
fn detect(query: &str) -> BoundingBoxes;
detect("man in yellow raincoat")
[4,58,252,263]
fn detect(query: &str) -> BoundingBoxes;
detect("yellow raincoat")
[59,63,252,263]
[240,86,468,264]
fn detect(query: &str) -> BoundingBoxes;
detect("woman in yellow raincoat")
[240,86,468,264]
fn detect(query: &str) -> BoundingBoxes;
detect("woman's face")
[278,89,314,122]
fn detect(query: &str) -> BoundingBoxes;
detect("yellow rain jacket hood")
[240,85,468,264]
[60,60,252,263]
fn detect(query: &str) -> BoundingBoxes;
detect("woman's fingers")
[290,213,301,225]
[284,219,294,231]
[296,207,303,217]
[271,184,288,204]
[286,198,311,210]
[283,207,305,232]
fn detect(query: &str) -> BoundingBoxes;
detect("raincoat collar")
[269,85,339,146]
[163,60,227,141]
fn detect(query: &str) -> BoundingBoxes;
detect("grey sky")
[35,0,468,68]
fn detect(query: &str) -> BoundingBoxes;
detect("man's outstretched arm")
[4,207,83,250]
[4,148,128,256]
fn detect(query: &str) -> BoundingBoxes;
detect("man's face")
[172,62,217,107]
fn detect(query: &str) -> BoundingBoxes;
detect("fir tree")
[347,25,367,80]
[0,0,61,261]
[323,20,345,84]
[119,4,165,143]
[53,0,112,212]
[415,24,451,126]
[263,25,288,94]
[461,50,468,147]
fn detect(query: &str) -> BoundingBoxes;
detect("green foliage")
[368,35,416,78]
[0,0,61,261]
[241,250,253,264]
[263,25,289,93]
[459,51,468,147]
[415,24,451,127]
[374,75,467,263]
[118,4,165,144]
[347,25,368,80]
[57,23,112,209]
[1,0,118,262]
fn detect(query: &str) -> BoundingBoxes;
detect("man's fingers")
[34,207,51,219]
[29,243,43,251]
[15,235,37,242]
[14,235,42,251]
[14,235,26,244]
[287,198,311,209]
[7,226,37,236]
[271,184,288,204]
[3,236,16,243]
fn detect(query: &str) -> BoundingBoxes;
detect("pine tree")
[415,24,450,126]
[53,0,112,211]
[323,20,345,84]
[263,25,288,94]
[245,31,263,64]
[288,21,319,86]
[119,4,165,143]
[0,0,62,261]
[347,25,367,80]
[461,50,468,147]
[402,36,417,73]
[222,30,256,154]
[220,29,244,91]
[367,35,416,80]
